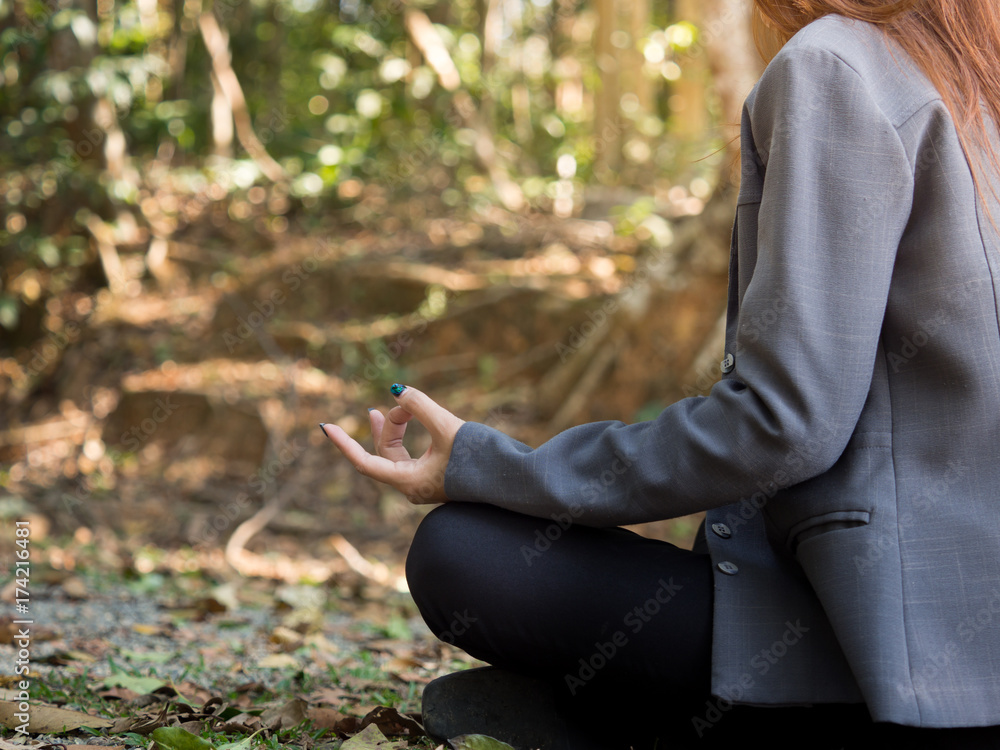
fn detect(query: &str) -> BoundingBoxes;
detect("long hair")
[750,1,1000,221]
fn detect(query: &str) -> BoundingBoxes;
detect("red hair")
[751,1,1000,220]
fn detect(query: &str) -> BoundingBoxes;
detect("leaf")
[0,700,114,733]
[215,729,262,750]
[340,724,406,750]
[259,698,307,730]
[102,671,167,695]
[304,706,352,732]
[256,653,298,669]
[109,703,170,735]
[448,736,516,750]
[358,706,423,737]
[150,727,216,750]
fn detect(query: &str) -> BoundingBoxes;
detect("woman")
[322,1,1000,747]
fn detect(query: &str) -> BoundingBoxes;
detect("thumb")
[389,384,464,443]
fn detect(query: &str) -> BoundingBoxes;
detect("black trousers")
[405,502,1000,749]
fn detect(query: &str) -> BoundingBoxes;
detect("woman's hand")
[320,385,465,504]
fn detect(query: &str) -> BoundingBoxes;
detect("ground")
[0,207,711,749]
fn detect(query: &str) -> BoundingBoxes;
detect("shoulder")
[753,14,939,129]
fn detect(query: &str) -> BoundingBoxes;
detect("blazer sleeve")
[444,43,915,527]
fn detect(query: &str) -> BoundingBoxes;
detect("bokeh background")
[0,0,764,589]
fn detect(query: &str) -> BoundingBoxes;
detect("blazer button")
[711,523,732,539]
[720,353,735,374]
[717,561,739,575]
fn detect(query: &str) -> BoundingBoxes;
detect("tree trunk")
[593,0,621,179]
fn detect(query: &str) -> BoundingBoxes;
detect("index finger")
[321,423,412,483]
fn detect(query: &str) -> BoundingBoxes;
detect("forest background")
[0,0,763,746]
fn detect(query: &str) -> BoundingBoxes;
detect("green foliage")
[1,0,722,347]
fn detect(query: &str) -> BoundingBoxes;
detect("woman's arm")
[325,40,915,526]
[440,43,915,526]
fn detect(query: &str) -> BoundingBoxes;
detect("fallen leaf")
[340,724,406,750]
[210,583,240,611]
[0,738,37,750]
[109,703,170,734]
[177,719,207,735]
[259,698,307,730]
[133,623,169,636]
[151,726,215,750]
[102,671,167,695]
[40,650,98,665]
[256,653,298,669]
[448,736,516,750]
[268,625,303,649]
[305,706,352,731]
[0,618,58,645]
[0,701,113,733]
[60,575,89,599]
[215,729,262,750]
[214,713,263,734]
[358,706,423,737]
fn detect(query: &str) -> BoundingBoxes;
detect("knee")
[405,502,483,596]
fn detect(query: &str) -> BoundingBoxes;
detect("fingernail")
[367,407,375,413]
[390,383,407,396]
[318,423,328,434]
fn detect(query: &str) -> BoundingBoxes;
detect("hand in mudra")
[320,385,465,504]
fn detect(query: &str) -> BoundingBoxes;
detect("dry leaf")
[109,703,170,735]
[340,724,406,750]
[0,700,113,733]
[256,653,299,669]
[132,623,169,636]
[260,698,307,730]
[304,706,352,731]
[268,626,303,649]
[60,576,89,599]
[0,738,39,750]
[215,713,263,734]
[358,706,423,737]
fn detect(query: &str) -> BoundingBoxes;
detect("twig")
[199,12,286,182]
[329,533,404,590]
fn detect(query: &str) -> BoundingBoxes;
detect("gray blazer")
[444,14,1000,727]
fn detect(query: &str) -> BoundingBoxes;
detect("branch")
[199,12,287,182]
[404,9,461,91]
[404,9,525,211]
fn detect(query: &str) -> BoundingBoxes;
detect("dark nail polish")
[318,423,328,433]
[390,383,407,396]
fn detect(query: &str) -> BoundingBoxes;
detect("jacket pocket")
[787,510,871,550]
